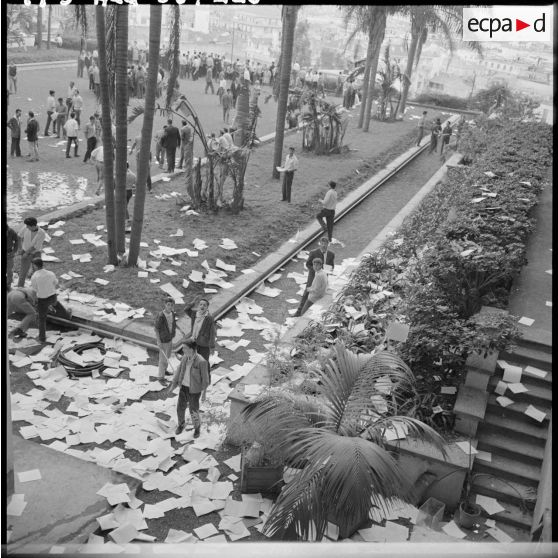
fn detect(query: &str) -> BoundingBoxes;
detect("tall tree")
[397,6,472,118]
[342,6,389,129]
[293,19,312,68]
[96,5,118,265]
[36,6,42,49]
[114,5,129,256]
[166,6,181,108]
[46,5,52,50]
[129,6,162,267]
[272,5,299,180]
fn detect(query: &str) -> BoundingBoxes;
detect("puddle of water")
[6,167,93,223]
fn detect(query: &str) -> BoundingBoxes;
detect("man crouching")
[167,339,209,438]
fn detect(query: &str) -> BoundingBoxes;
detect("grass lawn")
[18,109,440,317]
[7,47,80,64]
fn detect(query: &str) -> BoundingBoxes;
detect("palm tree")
[341,6,378,129]
[36,6,42,49]
[165,6,181,109]
[96,5,118,265]
[113,5,129,256]
[128,6,162,267]
[47,5,52,50]
[272,5,299,180]
[238,342,446,540]
[397,6,475,118]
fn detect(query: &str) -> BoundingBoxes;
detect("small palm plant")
[238,342,447,540]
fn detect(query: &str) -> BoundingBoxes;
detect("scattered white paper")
[525,405,546,422]
[518,316,535,327]
[476,494,505,516]
[442,520,467,539]
[507,382,528,394]
[496,396,514,407]
[455,441,478,455]
[524,365,547,379]
[193,523,219,539]
[502,364,522,383]
[18,469,42,483]
[494,380,508,396]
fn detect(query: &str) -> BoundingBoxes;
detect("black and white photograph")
[3,2,553,556]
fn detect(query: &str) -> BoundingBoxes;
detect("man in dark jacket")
[163,119,181,173]
[25,111,39,162]
[154,297,181,384]
[185,297,216,364]
[295,237,335,317]
[7,224,19,287]
[168,339,210,438]
[7,108,22,157]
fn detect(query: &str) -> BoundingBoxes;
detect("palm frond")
[127,102,145,124]
[365,415,448,458]
[266,430,407,539]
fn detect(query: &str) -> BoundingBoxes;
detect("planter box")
[386,438,469,512]
[240,449,283,495]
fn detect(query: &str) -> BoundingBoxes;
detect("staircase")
[471,329,552,533]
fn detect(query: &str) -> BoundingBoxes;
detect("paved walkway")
[507,171,552,336]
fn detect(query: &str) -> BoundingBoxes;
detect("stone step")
[488,375,552,407]
[481,413,548,446]
[517,326,552,354]
[472,475,537,509]
[477,429,545,465]
[486,395,551,425]
[501,345,552,374]
[473,452,540,488]
[483,500,533,532]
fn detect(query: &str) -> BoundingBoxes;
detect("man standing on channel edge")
[416,110,428,146]
[295,236,335,317]
[316,180,337,242]
[168,339,209,439]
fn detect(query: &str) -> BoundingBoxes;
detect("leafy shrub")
[61,35,97,51]
[295,117,552,412]
[412,93,469,110]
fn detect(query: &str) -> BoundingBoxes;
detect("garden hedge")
[294,117,552,429]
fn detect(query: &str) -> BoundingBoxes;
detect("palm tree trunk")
[357,28,375,129]
[128,6,162,267]
[398,26,420,118]
[166,6,180,109]
[96,5,118,265]
[36,6,43,49]
[114,5,129,256]
[272,6,298,179]
[362,13,387,133]
[47,5,52,50]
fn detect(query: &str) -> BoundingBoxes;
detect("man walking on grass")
[168,339,210,439]
[295,237,335,317]
[163,119,181,174]
[280,146,298,203]
[299,259,329,316]
[316,180,337,242]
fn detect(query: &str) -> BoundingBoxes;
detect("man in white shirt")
[71,90,83,127]
[292,61,300,83]
[44,90,56,136]
[64,113,80,158]
[300,259,328,315]
[30,258,58,343]
[17,217,46,287]
[416,110,428,146]
[281,146,298,203]
[316,180,337,241]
